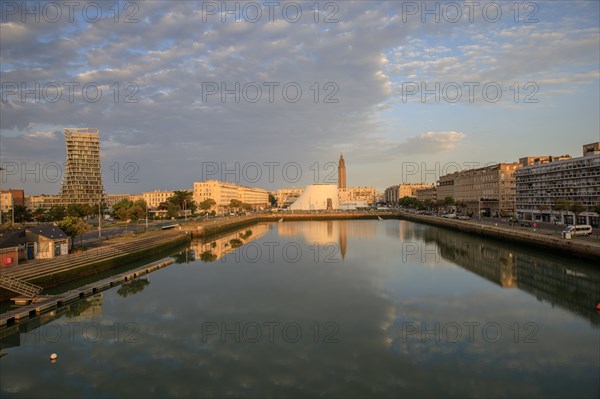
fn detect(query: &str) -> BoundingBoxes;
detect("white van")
[562,225,593,238]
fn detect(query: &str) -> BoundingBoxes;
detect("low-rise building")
[1,189,24,207]
[415,186,437,203]
[25,195,61,210]
[129,194,144,203]
[275,188,304,208]
[25,226,70,260]
[516,142,600,226]
[0,229,26,266]
[1,191,13,214]
[437,163,522,216]
[142,190,174,208]
[384,183,433,204]
[104,194,133,208]
[193,180,269,211]
[338,187,377,205]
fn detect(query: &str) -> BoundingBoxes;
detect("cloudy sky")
[1,0,599,195]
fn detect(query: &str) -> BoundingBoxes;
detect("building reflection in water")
[412,222,600,325]
[278,220,375,260]
[189,223,270,263]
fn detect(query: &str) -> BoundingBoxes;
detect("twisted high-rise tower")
[60,128,105,206]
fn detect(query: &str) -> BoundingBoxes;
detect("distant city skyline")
[1,1,599,195]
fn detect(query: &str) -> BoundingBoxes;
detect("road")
[78,219,193,246]
[424,214,600,243]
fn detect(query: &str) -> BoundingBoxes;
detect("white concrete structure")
[289,184,339,211]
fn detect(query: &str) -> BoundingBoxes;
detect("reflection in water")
[1,294,104,350]
[412,223,600,325]
[188,224,270,263]
[67,293,103,318]
[0,220,598,398]
[278,220,374,260]
[117,279,150,298]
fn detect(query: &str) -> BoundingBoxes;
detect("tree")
[13,205,32,223]
[423,199,435,211]
[229,238,243,248]
[554,198,571,224]
[435,199,445,212]
[199,198,216,212]
[66,203,93,218]
[58,216,90,250]
[117,279,150,297]
[568,201,586,227]
[113,199,134,221]
[444,196,455,207]
[166,202,179,219]
[268,193,277,207]
[167,190,196,214]
[455,201,467,214]
[398,196,421,209]
[229,199,243,211]
[47,205,66,222]
[32,207,47,222]
[128,200,147,222]
[112,199,147,221]
[200,250,217,263]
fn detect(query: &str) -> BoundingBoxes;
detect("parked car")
[520,221,531,227]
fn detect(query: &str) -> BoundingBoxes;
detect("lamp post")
[184,200,187,221]
[98,202,102,240]
[145,202,149,231]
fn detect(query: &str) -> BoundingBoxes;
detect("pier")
[0,257,174,329]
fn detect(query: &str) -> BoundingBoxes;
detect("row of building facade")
[385,142,600,227]
[4,126,598,225]
[21,182,271,214]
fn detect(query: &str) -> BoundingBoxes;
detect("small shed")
[26,226,70,259]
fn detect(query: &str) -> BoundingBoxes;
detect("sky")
[1,0,599,195]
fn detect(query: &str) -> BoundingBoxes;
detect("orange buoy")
[596,303,600,312]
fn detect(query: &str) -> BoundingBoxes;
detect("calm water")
[1,220,599,398]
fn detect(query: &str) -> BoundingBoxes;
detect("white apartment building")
[142,190,175,208]
[193,180,269,210]
[516,142,600,226]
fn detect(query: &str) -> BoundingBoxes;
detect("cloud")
[396,131,466,154]
[0,1,598,193]
[26,130,57,139]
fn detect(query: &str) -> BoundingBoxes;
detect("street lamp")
[98,202,102,240]
[184,199,187,221]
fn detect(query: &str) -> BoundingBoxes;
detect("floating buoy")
[50,353,57,361]
[596,303,600,312]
